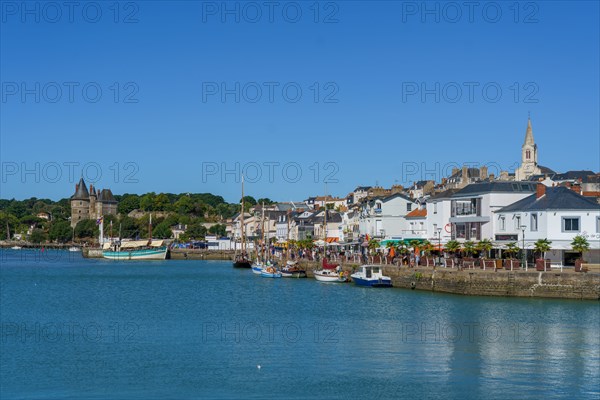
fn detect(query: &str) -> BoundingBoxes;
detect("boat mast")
[240,174,245,256]
[261,202,265,261]
[6,221,10,240]
[148,213,152,245]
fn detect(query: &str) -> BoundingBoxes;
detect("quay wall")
[296,261,600,301]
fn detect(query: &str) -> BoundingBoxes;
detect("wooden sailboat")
[233,175,251,268]
[313,191,347,282]
[102,214,168,260]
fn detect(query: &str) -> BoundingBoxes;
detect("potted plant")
[477,238,495,269]
[503,242,520,270]
[571,235,590,272]
[533,238,552,271]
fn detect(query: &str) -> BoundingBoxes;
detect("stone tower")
[71,177,90,227]
[89,184,97,221]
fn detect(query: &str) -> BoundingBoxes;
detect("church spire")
[524,116,534,145]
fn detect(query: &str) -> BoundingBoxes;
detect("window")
[526,150,531,160]
[499,216,505,231]
[514,215,521,230]
[597,217,600,233]
[563,217,580,232]
[530,213,538,231]
[407,203,412,212]
[433,202,438,214]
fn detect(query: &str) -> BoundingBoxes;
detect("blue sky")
[1,1,599,202]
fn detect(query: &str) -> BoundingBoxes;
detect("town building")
[494,185,600,266]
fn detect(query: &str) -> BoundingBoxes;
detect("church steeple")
[524,117,534,145]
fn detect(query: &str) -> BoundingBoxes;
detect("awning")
[380,238,427,246]
[326,237,339,243]
[120,240,149,249]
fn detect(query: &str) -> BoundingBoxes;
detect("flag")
[366,234,370,241]
[96,217,103,225]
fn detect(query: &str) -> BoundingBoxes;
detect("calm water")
[1,249,599,399]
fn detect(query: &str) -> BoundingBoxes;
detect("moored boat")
[251,262,264,274]
[350,265,392,287]
[260,266,282,278]
[68,246,81,252]
[102,240,168,260]
[280,260,306,278]
[10,246,22,250]
[313,258,348,282]
[234,254,252,269]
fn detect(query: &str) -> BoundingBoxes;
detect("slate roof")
[71,177,89,200]
[98,189,117,203]
[428,188,460,201]
[496,187,600,212]
[453,182,536,197]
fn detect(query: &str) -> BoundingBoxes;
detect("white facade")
[359,194,417,238]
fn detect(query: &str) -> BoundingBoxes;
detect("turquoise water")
[1,249,599,399]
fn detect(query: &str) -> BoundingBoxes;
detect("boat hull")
[251,265,263,274]
[351,276,393,287]
[102,247,168,260]
[314,270,347,282]
[281,270,307,278]
[260,271,282,278]
[233,261,252,268]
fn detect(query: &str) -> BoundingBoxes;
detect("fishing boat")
[10,246,22,250]
[260,265,282,278]
[251,261,264,275]
[351,265,392,287]
[102,240,168,260]
[280,260,306,278]
[233,175,251,269]
[102,214,168,260]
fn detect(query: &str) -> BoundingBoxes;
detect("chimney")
[480,166,488,180]
[536,183,546,198]
[461,166,468,183]
[452,167,458,176]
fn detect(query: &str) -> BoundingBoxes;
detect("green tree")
[29,228,47,244]
[48,220,73,243]
[208,223,226,237]
[153,221,172,239]
[174,196,194,215]
[119,216,139,239]
[256,198,275,205]
[75,219,99,239]
[118,195,140,214]
[180,222,207,241]
[139,193,156,211]
[153,193,171,211]
[571,235,590,261]
[533,238,552,260]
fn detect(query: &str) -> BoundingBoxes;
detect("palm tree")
[462,240,475,257]
[368,239,380,254]
[477,239,494,259]
[533,238,552,260]
[445,240,461,255]
[571,235,590,262]
[421,240,433,256]
[504,242,519,259]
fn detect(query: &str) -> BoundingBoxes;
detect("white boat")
[102,240,168,260]
[351,265,392,287]
[68,246,81,252]
[314,268,348,282]
[10,246,22,250]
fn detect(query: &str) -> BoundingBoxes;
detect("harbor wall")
[296,261,600,301]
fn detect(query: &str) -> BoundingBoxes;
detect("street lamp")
[520,225,527,270]
[436,227,442,266]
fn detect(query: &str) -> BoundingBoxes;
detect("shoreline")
[4,247,598,300]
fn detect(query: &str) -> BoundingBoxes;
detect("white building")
[448,182,536,242]
[359,193,417,239]
[425,188,460,244]
[495,185,600,266]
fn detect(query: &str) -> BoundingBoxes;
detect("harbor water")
[1,249,599,399]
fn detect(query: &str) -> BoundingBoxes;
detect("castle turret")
[71,177,90,227]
